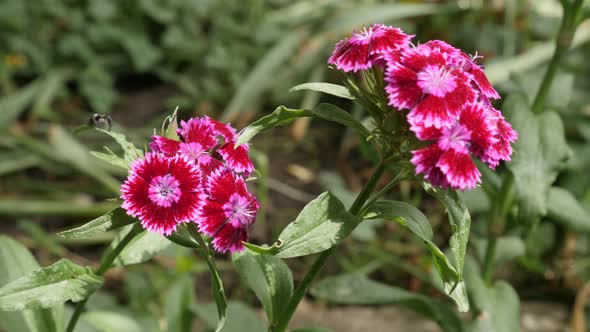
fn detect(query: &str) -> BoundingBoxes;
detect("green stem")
[187,223,228,331]
[272,162,386,332]
[482,173,515,285]
[482,237,497,285]
[531,0,584,113]
[359,169,408,216]
[66,223,143,332]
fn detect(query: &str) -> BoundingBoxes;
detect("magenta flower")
[385,44,478,129]
[197,167,259,253]
[121,153,202,235]
[410,102,515,190]
[150,116,254,176]
[328,24,412,72]
[422,40,500,100]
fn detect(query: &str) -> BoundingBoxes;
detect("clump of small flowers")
[329,26,517,190]
[121,116,258,253]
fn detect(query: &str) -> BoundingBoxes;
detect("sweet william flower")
[150,116,254,176]
[422,40,500,100]
[328,24,412,72]
[197,167,259,253]
[121,153,202,235]
[385,43,478,129]
[410,102,516,190]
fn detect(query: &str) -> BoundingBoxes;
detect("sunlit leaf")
[290,82,354,100]
[58,208,137,240]
[275,192,361,258]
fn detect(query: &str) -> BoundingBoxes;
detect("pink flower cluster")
[329,25,517,190]
[121,116,258,253]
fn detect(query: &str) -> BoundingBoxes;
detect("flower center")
[148,174,181,207]
[417,65,457,97]
[223,193,254,227]
[180,142,205,160]
[438,123,471,151]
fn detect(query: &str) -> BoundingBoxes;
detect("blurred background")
[2,0,590,331]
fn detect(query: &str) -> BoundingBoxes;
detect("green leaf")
[275,192,361,258]
[58,208,137,240]
[193,301,265,332]
[48,125,121,194]
[90,150,129,170]
[111,227,171,266]
[242,241,282,255]
[547,187,590,232]
[164,275,195,332]
[311,274,464,332]
[96,128,144,165]
[505,95,570,221]
[236,106,312,146]
[289,82,354,100]
[162,108,180,141]
[0,259,103,311]
[465,257,520,332]
[232,250,293,325]
[82,310,144,332]
[222,30,306,121]
[424,184,471,312]
[363,200,464,308]
[0,236,61,332]
[310,103,370,138]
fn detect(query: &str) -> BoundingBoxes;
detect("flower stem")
[272,162,386,332]
[531,0,584,114]
[482,172,515,285]
[66,223,143,332]
[187,223,228,331]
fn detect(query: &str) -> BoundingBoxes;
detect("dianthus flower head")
[197,166,259,253]
[385,43,478,129]
[410,102,517,190]
[422,40,500,100]
[328,24,413,72]
[149,116,254,176]
[121,153,202,235]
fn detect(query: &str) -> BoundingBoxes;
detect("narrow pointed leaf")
[310,103,370,138]
[424,184,471,312]
[363,200,461,300]
[290,82,354,100]
[96,129,144,165]
[236,106,312,146]
[58,208,137,240]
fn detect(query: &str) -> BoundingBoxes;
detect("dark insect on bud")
[89,113,112,131]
